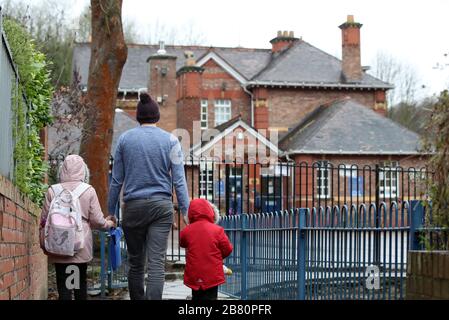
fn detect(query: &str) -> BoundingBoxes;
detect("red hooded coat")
[180,199,233,290]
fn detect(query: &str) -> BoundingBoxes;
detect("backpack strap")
[72,183,91,200]
[51,184,64,197]
[72,183,91,227]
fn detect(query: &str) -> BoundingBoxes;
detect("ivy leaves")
[3,17,54,205]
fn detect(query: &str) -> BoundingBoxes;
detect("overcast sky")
[71,0,449,97]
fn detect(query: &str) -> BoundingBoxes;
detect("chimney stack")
[146,45,178,132]
[339,15,363,82]
[270,30,299,54]
[176,51,204,139]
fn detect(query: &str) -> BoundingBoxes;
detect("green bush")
[423,90,449,249]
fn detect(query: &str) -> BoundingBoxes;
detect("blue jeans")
[122,198,173,300]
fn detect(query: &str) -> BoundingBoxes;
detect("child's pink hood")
[59,155,88,183]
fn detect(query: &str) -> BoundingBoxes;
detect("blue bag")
[108,227,123,271]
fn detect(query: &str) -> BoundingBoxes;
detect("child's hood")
[59,155,89,183]
[188,199,215,223]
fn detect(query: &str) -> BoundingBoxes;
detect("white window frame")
[214,99,231,126]
[379,161,399,199]
[317,161,331,199]
[200,162,213,200]
[200,100,208,129]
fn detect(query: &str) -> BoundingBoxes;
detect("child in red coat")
[180,199,233,300]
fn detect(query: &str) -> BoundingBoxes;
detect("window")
[200,162,213,200]
[214,99,231,126]
[379,161,399,199]
[350,176,364,197]
[317,161,331,198]
[201,100,208,129]
[229,167,243,196]
[228,167,243,215]
[339,164,364,197]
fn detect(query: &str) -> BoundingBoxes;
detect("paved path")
[122,280,234,300]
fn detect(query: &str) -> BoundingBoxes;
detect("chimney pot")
[184,51,196,66]
[270,30,299,53]
[347,15,355,23]
[157,41,167,55]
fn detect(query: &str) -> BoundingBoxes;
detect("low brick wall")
[0,175,48,300]
[406,251,449,299]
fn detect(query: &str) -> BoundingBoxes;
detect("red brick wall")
[176,70,203,139]
[178,70,203,99]
[177,97,201,141]
[340,24,362,81]
[201,59,251,127]
[148,56,178,133]
[267,88,377,131]
[0,175,48,300]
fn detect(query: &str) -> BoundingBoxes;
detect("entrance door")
[260,176,282,213]
[227,167,243,215]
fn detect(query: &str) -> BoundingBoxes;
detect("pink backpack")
[43,183,90,257]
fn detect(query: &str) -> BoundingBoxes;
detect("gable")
[202,59,239,81]
[192,120,279,159]
[196,52,247,84]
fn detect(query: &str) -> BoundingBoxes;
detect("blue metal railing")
[88,168,129,297]
[220,209,305,299]
[219,200,436,300]
[89,229,128,298]
[64,155,436,298]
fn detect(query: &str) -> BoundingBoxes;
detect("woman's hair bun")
[139,93,151,104]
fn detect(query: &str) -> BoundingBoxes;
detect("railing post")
[107,233,112,290]
[409,200,424,250]
[225,165,230,215]
[374,165,380,265]
[241,214,248,300]
[297,208,306,300]
[100,231,106,298]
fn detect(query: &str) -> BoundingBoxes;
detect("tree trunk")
[79,0,128,213]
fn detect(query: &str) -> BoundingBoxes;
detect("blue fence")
[219,200,432,300]
[49,153,433,298]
